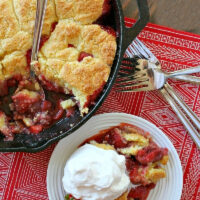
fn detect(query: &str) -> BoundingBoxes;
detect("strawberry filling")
[104,128,127,148]
[53,99,64,120]
[128,183,156,200]
[39,35,50,50]
[84,83,105,109]
[100,25,116,37]
[136,146,168,165]
[12,90,41,114]
[39,75,64,93]
[66,107,75,118]
[77,124,169,200]
[78,52,93,62]
[0,78,76,138]
[102,0,111,16]
[68,44,75,48]
[29,124,43,134]
[0,3,115,140]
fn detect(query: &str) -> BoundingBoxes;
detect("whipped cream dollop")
[62,144,130,200]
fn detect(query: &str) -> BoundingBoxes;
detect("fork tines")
[117,57,139,77]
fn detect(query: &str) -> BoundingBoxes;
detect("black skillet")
[0,0,149,152]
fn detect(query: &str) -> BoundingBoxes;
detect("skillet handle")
[122,0,149,52]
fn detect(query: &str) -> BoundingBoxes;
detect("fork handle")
[167,66,200,77]
[165,83,200,130]
[172,75,200,85]
[160,87,200,149]
[31,0,47,62]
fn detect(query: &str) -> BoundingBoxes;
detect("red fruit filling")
[0,75,23,97]
[100,25,116,37]
[26,49,32,67]
[0,77,76,138]
[40,22,58,50]
[78,124,168,200]
[41,100,52,112]
[39,35,49,50]
[29,124,43,134]
[51,22,58,33]
[39,75,64,93]
[66,107,75,118]
[136,146,168,165]
[68,44,75,48]
[0,4,114,140]
[128,183,156,200]
[53,99,64,121]
[102,0,111,16]
[78,52,93,62]
[104,128,127,148]
[95,0,111,24]
[84,83,105,109]
[12,90,41,114]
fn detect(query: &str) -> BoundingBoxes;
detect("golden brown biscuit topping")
[0,0,116,139]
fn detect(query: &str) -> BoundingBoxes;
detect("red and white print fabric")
[0,18,199,200]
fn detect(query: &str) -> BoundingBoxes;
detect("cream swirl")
[62,144,130,200]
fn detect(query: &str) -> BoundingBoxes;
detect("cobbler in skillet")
[0,0,117,140]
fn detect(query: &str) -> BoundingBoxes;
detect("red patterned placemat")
[0,18,200,200]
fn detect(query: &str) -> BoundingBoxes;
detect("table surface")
[0,18,200,200]
[121,0,200,34]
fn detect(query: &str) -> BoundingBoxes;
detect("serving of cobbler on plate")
[0,0,117,140]
[63,123,169,200]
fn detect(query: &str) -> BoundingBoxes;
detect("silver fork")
[117,38,200,148]
[117,66,200,92]
[128,38,200,84]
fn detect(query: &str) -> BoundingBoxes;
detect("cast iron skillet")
[0,0,149,152]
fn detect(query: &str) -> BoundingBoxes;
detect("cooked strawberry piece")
[53,99,64,120]
[136,146,167,165]
[29,124,43,134]
[53,108,64,120]
[104,128,127,148]
[51,22,58,33]
[39,35,49,50]
[163,147,168,155]
[128,183,155,200]
[12,89,41,114]
[26,49,32,67]
[13,74,23,82]
[0,111,13,141]
[78,52,93,62]
[68,44,75,48]
[129,166,150,186]
[39,75,64,93]
[66,107,75,118]
[84,83,105,108]
[126,157,137,171]
[0,81,8,96]
[7,74,23,87]
[41,100,52,111]
[7,79,17,87]
[102,0,111,16]
[129,167,142,184]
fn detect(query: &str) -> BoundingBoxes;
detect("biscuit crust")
[0,0,117,115]
[55,0,104,24]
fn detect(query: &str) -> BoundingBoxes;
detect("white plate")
[47,113,183,200]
